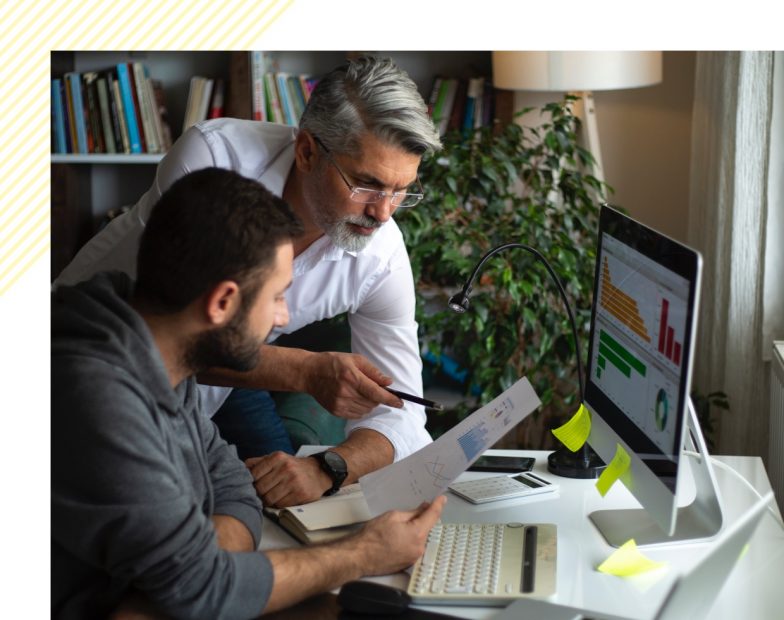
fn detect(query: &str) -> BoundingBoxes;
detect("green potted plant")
[397,96,608,447]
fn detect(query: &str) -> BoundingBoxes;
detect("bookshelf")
[51,51,492,278]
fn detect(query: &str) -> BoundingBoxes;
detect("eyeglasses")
[314,136,424,208]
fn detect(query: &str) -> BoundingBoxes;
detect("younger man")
[51,168,444,619]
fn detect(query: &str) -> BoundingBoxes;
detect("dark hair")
[135,168,302,313]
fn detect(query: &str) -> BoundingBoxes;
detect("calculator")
[448,472,558,504]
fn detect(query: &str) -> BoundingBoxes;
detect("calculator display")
[512,474,542,488]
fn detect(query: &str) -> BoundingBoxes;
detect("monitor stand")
[589,398,723,547]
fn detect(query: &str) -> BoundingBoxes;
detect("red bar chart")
[657,298,682,366]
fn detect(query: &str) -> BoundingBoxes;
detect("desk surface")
[261,450,784,620]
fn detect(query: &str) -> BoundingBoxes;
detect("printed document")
[360,377,541,516]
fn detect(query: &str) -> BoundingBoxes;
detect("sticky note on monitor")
[595,443,631,497]
[551,403,591,451]
[597,539,667,576]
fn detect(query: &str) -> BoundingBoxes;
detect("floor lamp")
[492,51,662,184]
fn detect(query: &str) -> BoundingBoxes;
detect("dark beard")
[185,310,262,374]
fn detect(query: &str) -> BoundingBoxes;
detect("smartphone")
[467,455,535,473]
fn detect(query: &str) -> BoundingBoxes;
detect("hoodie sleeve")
[52,359,272,619]
[198,412,264,548]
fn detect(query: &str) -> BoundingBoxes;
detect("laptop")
[490,492,773,620]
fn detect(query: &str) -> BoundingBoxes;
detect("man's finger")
[354,356,394,387]
[413,495,447,528]
[355,375,403,408]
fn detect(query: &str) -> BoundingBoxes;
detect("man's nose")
[365,196,395,223]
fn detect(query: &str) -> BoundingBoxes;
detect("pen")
[386,388,444,411]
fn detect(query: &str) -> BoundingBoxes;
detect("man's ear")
[294,130,319,173]
[204,280,241,326]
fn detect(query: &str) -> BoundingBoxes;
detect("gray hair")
[299,56,442,157]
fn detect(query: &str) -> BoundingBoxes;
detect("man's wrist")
[311,450,348,496]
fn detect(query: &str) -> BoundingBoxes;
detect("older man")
[56,56,442,507]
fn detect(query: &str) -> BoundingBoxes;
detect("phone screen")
[467,455,535,473]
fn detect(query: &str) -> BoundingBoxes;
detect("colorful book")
[133,62,158,153]
[109,69,130,153]
[251,51,267,121]
[51,79,67,153]
[126,63,147,152]
[150,79,172,151]
[115,63,142,153]
[83,72,104,153]
[264,72,284,124]
[64,72,88,153]
[286,74,306,123]
[208,78,225,119]
[95,76,117,153]
[276,73,296,126]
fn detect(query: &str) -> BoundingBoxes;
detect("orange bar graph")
[600,258,651,343]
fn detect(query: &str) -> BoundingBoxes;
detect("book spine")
[51,79,67,154]
[208,78,225,119]
[144,70,164,152]
[133,62,158,153]
[127,63,147,152]
[251,51,266,121]
[438,78,458,136]
[287,75,306,123]
[276,73,295,126]
[84,73,104,153]
[63,77,77,152]
[116,63,142,153]
[65,73,88,153]
[151,79,173,150]
[95,76,117,153]
[197,78,214,125]
[264,72,284,124]
[110,71,131,153]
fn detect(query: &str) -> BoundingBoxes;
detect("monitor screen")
[585,206,701,495]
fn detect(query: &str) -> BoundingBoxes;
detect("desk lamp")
[448,243,605,479]
[492,51,662,184]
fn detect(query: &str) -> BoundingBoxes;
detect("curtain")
[687,51,776,458]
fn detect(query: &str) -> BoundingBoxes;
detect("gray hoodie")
[51,272,272,619]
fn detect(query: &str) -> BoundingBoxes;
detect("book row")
[427,76,497,137]
[250,51,319,126]
[51,63,174,155]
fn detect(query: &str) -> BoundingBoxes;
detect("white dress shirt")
[56,118,432,460]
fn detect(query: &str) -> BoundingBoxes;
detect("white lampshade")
[493,51,662,92]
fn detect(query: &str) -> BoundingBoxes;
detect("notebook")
[490,492,773,620]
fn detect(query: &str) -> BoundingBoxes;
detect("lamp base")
[547,445,606,479]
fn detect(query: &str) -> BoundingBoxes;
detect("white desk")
[261,450,784,619]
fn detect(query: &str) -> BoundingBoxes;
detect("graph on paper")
[591,236,689,453]
[359,378,541,516]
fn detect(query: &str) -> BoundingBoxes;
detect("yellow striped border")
[0,0,294,296]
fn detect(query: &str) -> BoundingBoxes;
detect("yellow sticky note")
[597,539,667,576]
[551,403,591,452]
[595,443,631,497]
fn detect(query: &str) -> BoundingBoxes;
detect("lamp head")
[448,290,471,313]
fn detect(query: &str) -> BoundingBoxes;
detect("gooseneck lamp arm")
[447,243,584,400]
[448,242,605,479]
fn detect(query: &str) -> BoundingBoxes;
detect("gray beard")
[321,214,382,252]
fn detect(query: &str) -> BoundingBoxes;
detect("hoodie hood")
[51,271,190,415]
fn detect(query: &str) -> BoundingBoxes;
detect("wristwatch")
[311,450,348,496]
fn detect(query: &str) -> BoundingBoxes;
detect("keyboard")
[408,522,557,606]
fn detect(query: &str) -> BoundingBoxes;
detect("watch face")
[324,451,347,475]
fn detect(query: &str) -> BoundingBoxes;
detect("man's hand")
[304,351,403,419]
[246,430,395,508]
[246,452,331,507]
[353,496,447,576]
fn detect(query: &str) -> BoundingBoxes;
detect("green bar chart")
[597,329,647,380]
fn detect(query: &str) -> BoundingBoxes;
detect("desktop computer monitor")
[583,205,723,547]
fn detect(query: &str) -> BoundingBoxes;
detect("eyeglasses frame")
[313,136,424,208]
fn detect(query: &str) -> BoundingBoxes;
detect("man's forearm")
[263,539,366,614]
[332,428,395,484]
[198,345,314,392]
